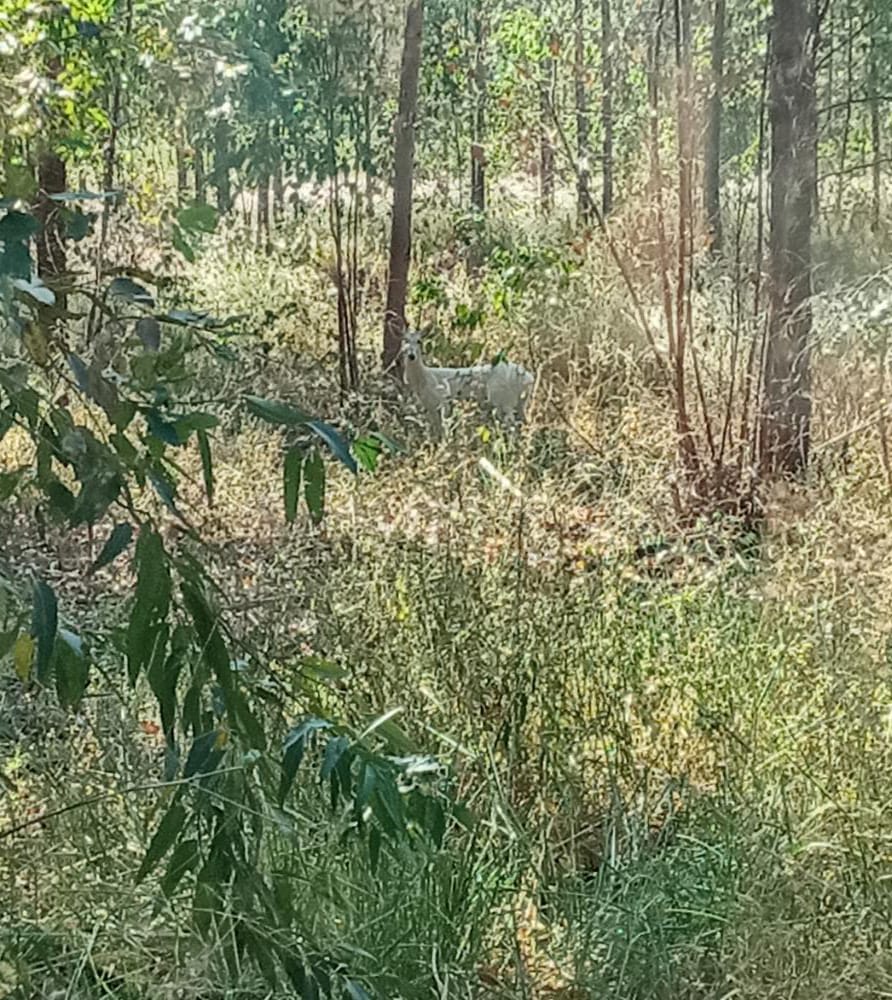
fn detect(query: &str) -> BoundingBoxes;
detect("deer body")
[402,330,534,436]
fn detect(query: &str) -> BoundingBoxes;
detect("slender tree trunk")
[214,120,231,214]
[31,54,67,321]
[574,0,592,225]
[176,144,188,204]
[257,172,271,253]
[761,0,817,475]
[34,149,67,312]
[273,160,284,226]
[382,0,423,372]
[470,11,487,216]
[704,0,726,252]
[540,50,555,215]
[194,144,205,204]
[600,0,614,215]
[834,3,853,220]
[869,35,881,233]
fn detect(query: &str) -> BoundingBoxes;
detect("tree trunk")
[470,11,487,217]
[194,144,205,204]
[761,0,817,476]
[273,160,285,226]
[257,172,271,253]
[382,0,423,372]
[574,0,592,225]
[600,0,614,215]
[834,3,853,220]
[869,35,881,233]
[540,51,555,215]
[176,145,188,204]
[214,120,231,214]
[34,149,67,314]
[704,0,726,252]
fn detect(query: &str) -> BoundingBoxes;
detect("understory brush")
[6,207,892,998]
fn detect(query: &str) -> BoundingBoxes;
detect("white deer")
[401,328,534,437]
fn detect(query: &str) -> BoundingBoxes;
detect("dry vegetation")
[5,192,892,998]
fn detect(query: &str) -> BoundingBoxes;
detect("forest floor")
[5,200,892,998]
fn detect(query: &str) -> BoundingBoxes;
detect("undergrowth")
[5,202,892,998]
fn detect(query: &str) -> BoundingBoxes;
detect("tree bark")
[273,160,285,226]
[704,0,726,252]
[34,149,67,314]
[540,51,555,215]
[574,0,592,225]
[257,172,271,253]
[382,0,423,372]
[194,144,205,204]
[869,34,881,233]
[834,3,853,219]
[176,144,188,204]
[214,120,231,214]
[761,0,817,476]
[470,11,487,216]
[600,0,614,215]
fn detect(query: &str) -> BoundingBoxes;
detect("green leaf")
[13,633,34,682]
[183,730,224,778]
[3,164,36,201]
[344,980,372,1000]
[279,717,332,805]
[31,580,57,685]
[63,209,91,242]
[321,734,350,781]
[303,448,325,525]
[108,276,155,306]
[144,408,181,446]
[353,434,382,472]
[0,210,39,242]
[371,775,405,838]
[244,394,311,426]
[0,468,25,501]
[0,240,31,279]
[135,316,161,351]
[160,838,200,898]
[177,202,218,233]
[452,802,476,831]
[91,522,133,572]
[0,628,17,661]
[148,648,183,743]
[136,797,186,882]
[53,628,89,709]
[174,412,219,441]
[356,761,377,810]
[181,582,231,692]
[13,278,55,305]
[172,224,195,263]
[67,353,90,393]
[284,446,303,524]
[197,429,214,505]
[306,420,357,473]
[368,826,382,873]
[126,530,170,685]
[157,309,236,330]
[148,468,178,512]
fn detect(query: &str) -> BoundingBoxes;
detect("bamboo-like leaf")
[284,445,303,524]
[136,797,186,882]
[303,448,325,525]
[196,429,214,505]
[53,628,89,709]
[91,522,133,573]
[31,580,57,684]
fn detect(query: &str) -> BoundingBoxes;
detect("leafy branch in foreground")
[0,194,460,997]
